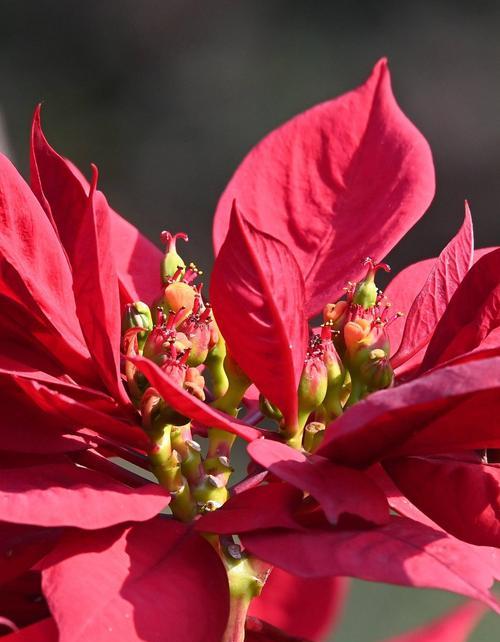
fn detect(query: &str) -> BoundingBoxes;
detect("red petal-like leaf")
[211,203,307,427]
[0,154,93,381]
[385,247,497,363]
[109,211,162,306]
[249,569,346,642]
[131,354,262,441]
[73,168,130,406]
[0,378,89,454]
[391,206,473,369]
[318,357,500,467]
[0,459,169,529]
[31,107,161,308]
[213,59,435,314]
[385,258,434,359]
[42,519,229,642]
[196,482,303,534]
[2,618,58,641]
[421,248,500,371]
[30,114,127,406]
[369,465,500,585]
[393,386,500,457]
[241,517,500,610]
[248,440,389,525]
[382,602,484,642]
[384,456,500,547]
[14,377,148,451]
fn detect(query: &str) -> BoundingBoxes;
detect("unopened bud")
[352,258,390,309]
[160,231,188,284]
[122,302,152,350]
[297,335,328,431]
[178,297,212,366]
[359,349,394,391]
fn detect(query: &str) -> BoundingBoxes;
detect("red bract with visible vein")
[1,59,499,641]
[213,58,435,315]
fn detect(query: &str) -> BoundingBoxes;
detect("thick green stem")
[205,338,229,399]
[221,552,270,642]
[198,358,251,509]
[147,423,196,522]
[346,376,366,407]
[221,595,251,642]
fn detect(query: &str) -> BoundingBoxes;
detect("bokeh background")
[1,1,499,640]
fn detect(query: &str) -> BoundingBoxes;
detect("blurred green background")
[1,1,499,639]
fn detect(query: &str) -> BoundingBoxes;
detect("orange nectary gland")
[163,282,196,321]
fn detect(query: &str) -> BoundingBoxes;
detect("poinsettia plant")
[0,59,499,642]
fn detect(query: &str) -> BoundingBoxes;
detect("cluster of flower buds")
[122,235,404,493]
[121,232,252,519]
[288,258,403,451]
[122,231,220,411]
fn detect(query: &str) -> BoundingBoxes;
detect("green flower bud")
[121,301,152,351]
[160,231,188,284]
[352,257,390,309]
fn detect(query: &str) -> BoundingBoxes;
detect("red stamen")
[171,266,184,282]
[385,311,405,327]
[199,303,212,323]
[156,307,166,326]
[192,295,201,316]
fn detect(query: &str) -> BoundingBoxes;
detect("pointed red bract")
[421,248,500,370]
[213,59,435,314]
[31,107,161,307]
[384,258,435,358]
[131,354,262,441]
[241,517,500,610]
[71,168,130,406]
[249,569,346,642]
[211,203,307,427]
[0,154,93,380]
[391,206,473,369]
[14,377,148,451]
[384,456,500,547]
[0,378,89,454]
[42,519,229,642]
[0,458,169,529]
[318,357,500,467]
[248,440,389,526]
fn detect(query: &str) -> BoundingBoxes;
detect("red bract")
[213,58,435,315]
[210,203,308,428]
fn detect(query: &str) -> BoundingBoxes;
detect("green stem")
[221,595,251,642]
[147,423,196,522]
[346,376,366,407]
[205,339,229,399]
[221,552,270,642]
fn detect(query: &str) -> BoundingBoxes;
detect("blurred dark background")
[0,1,499,640]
